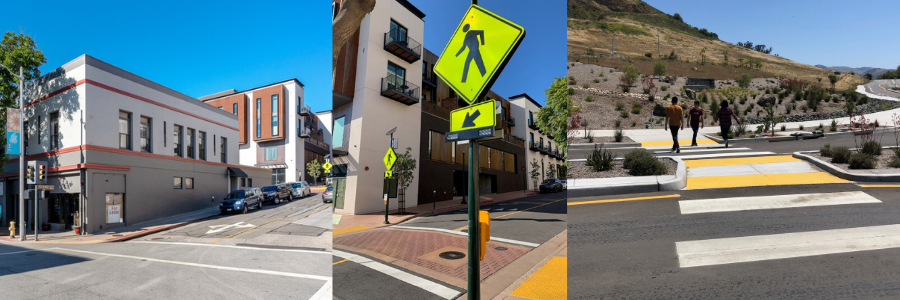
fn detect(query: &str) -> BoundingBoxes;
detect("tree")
[828,74,838,93]
[653,61,667,80]
[333,0,377,72]
[673,13,683,22]
[529,159,541,191]
[393,147,417,199]
[305,159,323,186]
[1,32,46,173]
[620,64,640,88]
[737,73,752,88]
[538,78,569,155]
[546,161,556,179]
[699,47,707,65]
[722,50,729,65]
[865,73,873,80]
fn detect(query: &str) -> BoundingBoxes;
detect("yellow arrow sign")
[384,171,393,178]
[383,147,397,170]
[434,5,525,105]
[322,162,332,172]
[451,100,496,132]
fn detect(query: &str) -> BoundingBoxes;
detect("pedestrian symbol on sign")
[456,24,486,83]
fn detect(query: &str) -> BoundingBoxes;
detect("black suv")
[261,184,291,204]
[539,178,564,193]
[219,188,263,214]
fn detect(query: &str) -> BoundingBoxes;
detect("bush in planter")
[625,151,667,176]
[889,157,900,168]
[831,146,852,163]
[623,148,654,169]
[848,153,877,169]
[861,140,882,156]
[820,144,833,157]
[614,128,625,142]
[586,145,616,171]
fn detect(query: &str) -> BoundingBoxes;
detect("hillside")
[816,65,893,78]
[567,0,865,90]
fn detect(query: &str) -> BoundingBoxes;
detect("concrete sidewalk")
[333,190,538,236]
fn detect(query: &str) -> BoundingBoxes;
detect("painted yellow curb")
[684,155,799,168]
[333,259,349,266]
[859,185,900,188]
[641,139,716,147]
[567,194,680,206]
[686,172,847,189]
[333,225,371,236]
[511,256,567,300]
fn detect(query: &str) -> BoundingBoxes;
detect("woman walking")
[715,100,741,148]
[688,100,704,146]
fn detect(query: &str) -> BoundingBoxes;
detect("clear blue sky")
[409,0,566,106]
[0,0,332,112]
[648,0,899,69]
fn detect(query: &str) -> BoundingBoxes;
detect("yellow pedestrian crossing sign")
[383,147,397,170]
[451,100,495,132]
[434,4,525,105]
[322,162,332,172]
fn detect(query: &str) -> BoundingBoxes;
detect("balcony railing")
[306,137,330,151]
[529,141,541,152]
[528,119,539,130]
[300,105,311,116]
[422,71,437,87]
[383,29,421,63]
[507,117,516,127]
[300,127,311,138]
[502,134,525,148]
[381,75,420,106]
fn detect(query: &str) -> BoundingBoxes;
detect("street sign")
[384,171,393,178]
[35,185,54,190]
[434,5,525,105]
[6,108,20,155]
[383,147,397,170]
[323,162,333,172]
[450,100,495,132]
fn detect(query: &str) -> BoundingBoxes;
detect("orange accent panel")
[252,85,285,141]
[205,94,248,144]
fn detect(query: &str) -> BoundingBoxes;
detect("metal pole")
[433,190,436,212]
[611,37,614,59]
[657,29,660,59]
[33,188,38,241]
[18,67,25,242]
[467,139,480,300]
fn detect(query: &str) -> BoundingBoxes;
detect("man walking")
[715,100,741,148]
[664,97,684,153]
[689,100,704,146]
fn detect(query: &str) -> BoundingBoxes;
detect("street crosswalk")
[675,191,891,268]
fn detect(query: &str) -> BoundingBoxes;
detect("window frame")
[199,131,206,160]
[220,137,227,163]
[232,103,238,116]
[174,125,184,157]
[186,128,195,159]
[185,177,194,189]
[119,111,132,150]
[256,98,261,138]
[50,111,60,150]
[140,116,152,153]
[174,177,183,189]
[271,94,279,136]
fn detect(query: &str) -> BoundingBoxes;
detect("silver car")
[290,181,311,199]
[322,186,333,203]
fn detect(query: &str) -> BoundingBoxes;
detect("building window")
[248,178,252,187]
[233,103,238,115]
[387,62,406,88]
[199,131,206,160]
[333,117,344,148]
[140,116,151,153]
[174,125,183,157]
[272,168,285,184]
[389,20,408,44]
[221,137,227,163]
[529,133,534,145]
[50,112,59,150]
[256,98,261,138]
[265,146,277,161]
[271,94,279,136]
[298,96,301,113]
[174,177,183,189]
[119,111,131,150]
[187,128,195,159]
[163,121,166,146]
[241,178,246,187]
[185,177,194,189]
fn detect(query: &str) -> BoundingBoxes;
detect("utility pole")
[657,29,660,59]
[0,64,27,242]
[611,36,615,59]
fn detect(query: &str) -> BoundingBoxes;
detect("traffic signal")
[38,164,45,181]
[26,164,34,183]
[479,210,490,261]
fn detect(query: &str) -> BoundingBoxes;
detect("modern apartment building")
[509,93,566,190]
[419,49,527,204]
[201,80,330,185]
[0,55,269,234]
[332,0,425,214]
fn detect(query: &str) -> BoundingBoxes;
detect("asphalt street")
[333,191,567,300]
[0,192,332,300]
[568,183,900,299]
[865,79,900,98]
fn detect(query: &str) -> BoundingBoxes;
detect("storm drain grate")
[439,251,466,260]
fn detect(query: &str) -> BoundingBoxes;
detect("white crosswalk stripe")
[660,151,776,160]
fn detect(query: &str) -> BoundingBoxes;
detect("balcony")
[507,117,516,127]
[529,141,541,152]
[300,105,311,116]
[422,71,437,87]
[528,119,539,130]
[383,29,421,63]
[300,127,311,138]
[381,75,420,106]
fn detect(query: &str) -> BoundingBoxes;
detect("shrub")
[848,153,877,169]
[586,96,593,102]
[645,52,653,58]
[599,71,605,77]
[623,148,653,169]
[831,146,852,163]
[781,124,786,131]
[614,119,621,128]
[615,102,625,110]
[861,140,883,156]
[799,124,804,130]
[627,154,667,176]
[620,110,630,118]
[631,106,641,115]
[568,88,575,95]
[586,145,616,172]
[586,130,594,143]
[593,78,600,83]
[888,157,900,168]
[614,128,625,142]
[632,121,637,127]
[583,84,590,89]
[569,79,577,85]
[820,144,833,157]
[604,78,608,82]
[830,119,838,132]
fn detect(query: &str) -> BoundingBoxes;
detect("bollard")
[9,221,16,239]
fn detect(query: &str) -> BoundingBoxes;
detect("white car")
[290,181,311,199]
[562,180,567,190]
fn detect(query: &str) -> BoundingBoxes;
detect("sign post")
[383,147,397,224]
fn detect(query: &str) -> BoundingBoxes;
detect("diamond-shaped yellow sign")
[383,147,397,170]
[434,4,525,105]
[322,162,332,172]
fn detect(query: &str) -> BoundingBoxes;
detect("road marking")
[334,225,371,236]
[129,241,331,254]
[333,259,349,265]
[859,185,900,188]
[687,161,820,178]
[641,139,716,147]
[309,280,333,300]
[684,155,799,167]
[686,172,847,189]
[451,198,568,231]
[664,151,778,160]
[676,224,900,268]
[391,226,540,248]
[206,222,255,235]
[210,218,283,244]
[50,247,332,281]
[679,191,881,214]
[333,249,461,300]
[567,194,680,206]
[510,256,567,300]
[653,147,750,154]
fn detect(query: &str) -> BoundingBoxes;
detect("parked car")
[290,181,311,199]
[322,186,333,203]
[539,178,563,193]
[562,180,567,190]
[220,188,263,214]
[261,184,291,204]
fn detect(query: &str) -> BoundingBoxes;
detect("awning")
[227,167,248,177]
[254,163,288,169]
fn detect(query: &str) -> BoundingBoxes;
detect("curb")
[570,142,641,150]
[793,150,900,182]
[568,157,686,198]
[411,192,539,218]
[106,213,217,242]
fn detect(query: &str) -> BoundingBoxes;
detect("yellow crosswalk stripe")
[510,256,567,300]
[686,172,847,189]
[684,155,798,168]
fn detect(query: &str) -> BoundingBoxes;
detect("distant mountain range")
[815,65,893,77]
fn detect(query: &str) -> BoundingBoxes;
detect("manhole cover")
[495,246,508,251]
[439,251,466,260]
[111,234,123,237]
